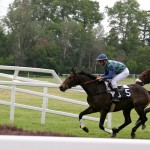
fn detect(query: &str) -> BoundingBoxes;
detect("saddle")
[105,81,131,99]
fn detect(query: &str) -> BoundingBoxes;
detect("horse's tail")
[148,91,150,95]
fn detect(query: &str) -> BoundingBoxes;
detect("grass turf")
[0,76,150,139]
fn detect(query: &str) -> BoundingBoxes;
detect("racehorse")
[135,69,150,124]
[136,69,150,86]
[59,69,150,138]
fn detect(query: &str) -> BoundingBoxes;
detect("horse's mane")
[144,69,150,74]
[78,71,97,80]
[141,69,150,76]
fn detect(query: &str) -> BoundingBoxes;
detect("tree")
[3,0,48,66]
[130,46,150,73]
[1,0,105,73]
[73,0,103,28]
[140,11,150,46]
[105,0,146,54]
[0,26,14,65]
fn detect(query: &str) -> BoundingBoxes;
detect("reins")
[83,79,107,96]
[83,79,97,85]
[83,79,104,85]
[71,72,107,96]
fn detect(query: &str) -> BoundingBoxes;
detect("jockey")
[96,53,129,103]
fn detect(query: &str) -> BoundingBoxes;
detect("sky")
[0,0,150,32]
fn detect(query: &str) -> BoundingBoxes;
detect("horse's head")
[59,69,79,92]
[59,69,96,92]
[136,69,150,86]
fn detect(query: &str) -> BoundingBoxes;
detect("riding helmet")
[96,53,108,61]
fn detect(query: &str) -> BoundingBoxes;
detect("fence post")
[41,87,48,124]
[13,70,19,80]
[107,113,112,128]
[10,85,16,122]
[0,65,112,127]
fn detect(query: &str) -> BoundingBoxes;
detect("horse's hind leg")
[79,106,98,133]
[112,109,132,137]
[131,107,148,139]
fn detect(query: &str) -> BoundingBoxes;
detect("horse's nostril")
[59,86,62,90]
[59,86,65,92]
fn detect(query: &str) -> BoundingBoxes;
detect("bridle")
[71,71,97,85]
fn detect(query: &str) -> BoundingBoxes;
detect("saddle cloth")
[105,82,131,99]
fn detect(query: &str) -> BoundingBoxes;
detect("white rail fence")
[2,66,147,150]
[0,65,112,127]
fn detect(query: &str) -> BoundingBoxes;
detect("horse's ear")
[70,68,76,75]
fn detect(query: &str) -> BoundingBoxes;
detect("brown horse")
[59,69,150,138]
[136,69,150,86]
[135,69,150,124]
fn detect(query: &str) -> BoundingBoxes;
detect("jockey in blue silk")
[96,53,129,103]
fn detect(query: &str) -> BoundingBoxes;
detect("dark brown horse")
[59,70,150,138]
[136,69,150,124]
[136,69,150,86]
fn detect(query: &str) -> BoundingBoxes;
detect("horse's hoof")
[142,124,146,130]
[83,127,89,133]
[112,127,119,133]
[111,128,118,138]
[111,132,116,137]
[131,132,136,139]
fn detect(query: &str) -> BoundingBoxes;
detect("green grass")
[0,76,150,139]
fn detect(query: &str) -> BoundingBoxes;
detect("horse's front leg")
[79,106,98,133]
[135,107,150,130]
[131,107,148,139]
[99,110,113,134]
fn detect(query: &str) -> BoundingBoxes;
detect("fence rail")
[0,65,111,127]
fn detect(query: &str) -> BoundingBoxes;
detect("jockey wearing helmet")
[96,53,129,103]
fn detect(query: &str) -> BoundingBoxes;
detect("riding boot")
[112,88,120,103]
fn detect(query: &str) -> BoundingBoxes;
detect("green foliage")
[0,0,150,74]
[126,60,137,73]
[0,0,104,73]
[104,0,150,73]
[105,0,144,53]
[0,29,10,57]
[73,0,103,28]
[131,46,150,73]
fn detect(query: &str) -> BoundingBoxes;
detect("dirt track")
[0,125,74,137]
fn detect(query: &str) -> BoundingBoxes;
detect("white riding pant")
[110,68,129,89]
